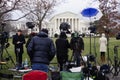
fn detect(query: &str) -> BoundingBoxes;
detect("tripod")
[105,29,112,65]
[111,46,120,76]
[0,43,15,69]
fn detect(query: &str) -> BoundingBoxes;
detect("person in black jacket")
[70,32,84,67]
[12,30,26,68]
[55,32,70,71]
[27,29,56,72]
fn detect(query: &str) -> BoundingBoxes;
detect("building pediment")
[50,12,79,21]
[56,12,79,18]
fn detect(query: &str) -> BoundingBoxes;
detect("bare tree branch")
[4,12,31,21]
[22,0,63,32]
[0,0,20,18]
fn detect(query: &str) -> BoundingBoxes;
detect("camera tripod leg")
[5,48,16,67]
[114,60,120,76]
[111,46,120,77]
[79,54,86,67]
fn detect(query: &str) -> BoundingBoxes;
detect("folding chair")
[60,71,84,80]
[0,73,14,80]
[22,70,47,80]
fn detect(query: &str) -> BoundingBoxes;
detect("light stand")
[88,23,97,55]
[86,23,97,80]
[0,23,6,61]
[112,46,120,77]
[0,39,16,69]
[0,23,16,69]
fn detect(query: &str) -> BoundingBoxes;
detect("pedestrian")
[99,33,107,64]
[55,32,70,71]
[27,29,56,72]
[70,32,84,67]
[12,29,26,69]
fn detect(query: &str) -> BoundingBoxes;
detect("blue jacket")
[27,31,56,64]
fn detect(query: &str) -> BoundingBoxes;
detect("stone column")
[72,18,74,32]
[61,18,63,23]
[75,18,78,32]
[58,18,60,30]
[55,18,57,30]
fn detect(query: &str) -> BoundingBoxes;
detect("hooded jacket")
[27,31,56,64]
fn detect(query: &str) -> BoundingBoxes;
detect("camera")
[88,25,96,33]
[59,22,71,34]
[26,22,35,29]
[0,22,8,45]
[0,31,9,46]
[116,32,120,40]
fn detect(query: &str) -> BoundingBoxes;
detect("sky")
[51,0,102,22]
[52,0,102,22]
[54,0,100,14]
[12,0,102,21]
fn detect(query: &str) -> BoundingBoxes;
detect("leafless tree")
[0,0,31,32]
[98,0,120,35]
[22,0,63,32]
[0,0,20,21]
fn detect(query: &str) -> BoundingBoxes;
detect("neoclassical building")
[48,12,89,37]
[10,12,90,37]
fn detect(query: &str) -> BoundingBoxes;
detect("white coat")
[99,33,107,52]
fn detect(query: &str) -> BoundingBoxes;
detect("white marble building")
[48,12,89,37]
[10,12,90,37]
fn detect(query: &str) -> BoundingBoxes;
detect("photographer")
[70,32,84,67]
[12,30,26,68]
[55,32,70,71]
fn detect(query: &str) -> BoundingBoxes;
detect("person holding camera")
[70,32,84,67]
[55,32,70,71]
[12,30,26,69]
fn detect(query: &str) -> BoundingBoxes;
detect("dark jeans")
[32,63,48,72]
[57,54,68,71]
[15,48,23,67]
[73,51,81,67]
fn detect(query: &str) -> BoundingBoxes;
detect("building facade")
[48,12,89,37]
[10,12,90,37]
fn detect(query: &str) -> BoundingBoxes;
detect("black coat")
[55,38,70,55]
[27,32,56,65]
[12,34,25,53]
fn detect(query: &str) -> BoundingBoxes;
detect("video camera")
[88,22,97,33]
[0,22,9,46]
[0,32,9,46]
[116,32,120,40]
[88,25,96,33]
[26,22,35,29]
[59,22,71,34]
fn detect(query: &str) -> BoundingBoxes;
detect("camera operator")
[70,32,84,67]
[12,30,26,68]
[55,32,70,71]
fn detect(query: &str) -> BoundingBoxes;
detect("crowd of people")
[12,29,107,73]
